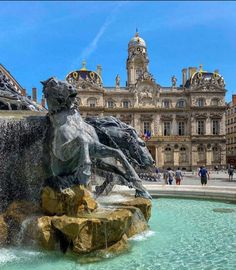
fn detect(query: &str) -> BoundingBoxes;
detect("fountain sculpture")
[0,77,153,258]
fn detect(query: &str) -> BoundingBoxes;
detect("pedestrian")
[228,165,234,181]
[198,165,210,186]
[175,167,183,185]
[167,168,175,185]
[163,168,168,185]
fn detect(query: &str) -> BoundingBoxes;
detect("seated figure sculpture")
[41,77,151,199]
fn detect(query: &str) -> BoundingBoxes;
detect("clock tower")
[126,30,149,86]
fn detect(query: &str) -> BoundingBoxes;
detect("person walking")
[163,169,168,185]
[228,165,234,181]
[175,167,183,185]
[167,168,175,185]
[198,165,210,186]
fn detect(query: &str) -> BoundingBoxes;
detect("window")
[123,100,129,108]
[107,100,114,108]
[197,146,206,163]
[163,100,170,108]
[88,98,96,108]
[164,121,171,136]
[212,120,220,135]
[197,120,205,135]
[197,98,205,107]
[178,121,185,136]
[177,100,185,108]
[143,121,151,134]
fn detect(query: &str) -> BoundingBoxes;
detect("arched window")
[87,98,97,108]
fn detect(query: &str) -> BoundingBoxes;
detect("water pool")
[1,198,236,270]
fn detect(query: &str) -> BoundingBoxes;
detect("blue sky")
[1,1,236,102]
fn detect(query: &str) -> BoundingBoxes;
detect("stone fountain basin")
[0,189,151,256]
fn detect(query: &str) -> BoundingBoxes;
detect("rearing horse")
[42,77,151,199]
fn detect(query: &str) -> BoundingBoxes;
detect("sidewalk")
[143,171,236,187]
[112,172,236,202]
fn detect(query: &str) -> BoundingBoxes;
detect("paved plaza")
[143,170,236,187]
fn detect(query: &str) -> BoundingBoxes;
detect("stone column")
[157,146,164,167]
[206,117,211,135]
[155,146,158,167]
[191,117,196,135]
[134,114,140,134]
[174,149,179,167]
[206,149,212,166]
[154,115,159,136]
[220,114,225,135]
[172,115,177,135]
[191,145,197,168]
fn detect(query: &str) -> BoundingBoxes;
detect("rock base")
[0,188,152,256]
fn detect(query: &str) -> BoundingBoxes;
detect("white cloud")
[79,2,124,61]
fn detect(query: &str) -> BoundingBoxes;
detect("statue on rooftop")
[115,74,120,88]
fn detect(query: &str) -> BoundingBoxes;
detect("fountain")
[0,77,153,257]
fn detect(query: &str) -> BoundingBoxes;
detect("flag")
[144,130,151,141]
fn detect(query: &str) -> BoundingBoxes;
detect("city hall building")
[66,31,227,170]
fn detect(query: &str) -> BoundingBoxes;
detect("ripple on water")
[1,198,236,270]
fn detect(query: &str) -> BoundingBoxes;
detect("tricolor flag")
[144,130,151,141]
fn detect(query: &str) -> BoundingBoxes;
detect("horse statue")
[41,77,151,199]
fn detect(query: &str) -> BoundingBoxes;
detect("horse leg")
[74,141,92,185]
[92,143,139,180]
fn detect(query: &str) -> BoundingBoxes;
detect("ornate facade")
[226,95,236,166]
[66,31,227,170]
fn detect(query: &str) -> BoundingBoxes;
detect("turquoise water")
[1,198,236,270]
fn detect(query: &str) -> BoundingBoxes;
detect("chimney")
[41,94,46,108]
[32,87,37,102]
[182,68,187,86]
[21,88,26,96]
[232,95,236,106]
[188,67,197,79]
[96,65,102,77]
